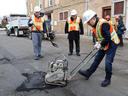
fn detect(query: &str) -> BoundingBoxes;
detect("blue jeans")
[86,49,116,80]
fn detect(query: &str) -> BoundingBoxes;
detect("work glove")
[30,21,33,24]
[44,33,47,38]
[94,42,101,49]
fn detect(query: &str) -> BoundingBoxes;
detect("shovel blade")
[52,43,58,48]
[50,40,59,48]
[52,43,59,48]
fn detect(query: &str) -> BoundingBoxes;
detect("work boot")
[76,52,80,56]
[101,79,111,87]
[78,70,89,80]
[38,55,44,58]
[68,52,73,56]
[35,56,39,60]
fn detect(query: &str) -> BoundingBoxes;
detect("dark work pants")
[69,39,80,53]
[92,32,96,43]
[118,34,123,46]
[85,49,116,80]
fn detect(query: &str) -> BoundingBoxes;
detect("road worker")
[28,6,47,60]
[79,10,120,87]
[114,16,119,32]
[105,15,113,25]
[65,9,84,56]
[90,26,97,45]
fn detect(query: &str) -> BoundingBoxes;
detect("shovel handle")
[33,24,59,48]
[33,24,50,40]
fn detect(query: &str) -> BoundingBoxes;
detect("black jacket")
[65,16,84,40]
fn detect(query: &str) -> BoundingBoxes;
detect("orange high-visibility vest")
[114,21,118,32]
[90,26,94,31]
[30,15,45,31]
[109,20,113,25]
[67,17,80,32]
[94,18,120,50]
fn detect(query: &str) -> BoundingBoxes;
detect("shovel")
[33,24,59,48]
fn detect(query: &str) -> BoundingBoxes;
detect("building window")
[49,0,52,6]
[39,0,42,9]
[102,6,111,19]
[59,10,69,21]
[112,0,125,17]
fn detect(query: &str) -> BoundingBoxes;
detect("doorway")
[102,6,111,19]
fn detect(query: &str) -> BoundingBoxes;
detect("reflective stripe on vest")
[67,17,80,32]
[31,15,45,31]
[95,18,120,50]
[109,20,113,25]
[114,22,118,32]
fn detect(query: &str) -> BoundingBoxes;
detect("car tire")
[6,28,10,36]
[15,28,19,37]
[50,36,54,40]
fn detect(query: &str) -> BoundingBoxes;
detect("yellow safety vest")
[30,15,45,31]
[94,18,120,50]
[67,17,80,32]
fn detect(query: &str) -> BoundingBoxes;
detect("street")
[0,31,128,96]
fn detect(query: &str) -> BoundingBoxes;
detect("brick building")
[26,0,128,36]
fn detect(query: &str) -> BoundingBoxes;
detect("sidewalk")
[56,34,128,44]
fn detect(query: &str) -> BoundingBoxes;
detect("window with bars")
[49,0,52,6]
[113,0,125,16]
[59,11,69,21]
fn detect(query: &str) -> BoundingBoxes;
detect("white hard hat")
[71,10,77,15]
[83,10,96,24]
[34,6,41,12]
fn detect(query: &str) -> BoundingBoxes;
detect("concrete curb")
[56,34,128,44]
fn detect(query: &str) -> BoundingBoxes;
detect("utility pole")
[86,0,88,36]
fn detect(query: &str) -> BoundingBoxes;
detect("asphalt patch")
[16,71,66,92]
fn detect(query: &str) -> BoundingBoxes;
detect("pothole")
[16,71,66,92]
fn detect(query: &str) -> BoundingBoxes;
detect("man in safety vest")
[114,16,119,32]
[105,15,113,25]
[28,6,46,60]
[65,10,84,56]
[78,10,120,87]
[90,26,97,45]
